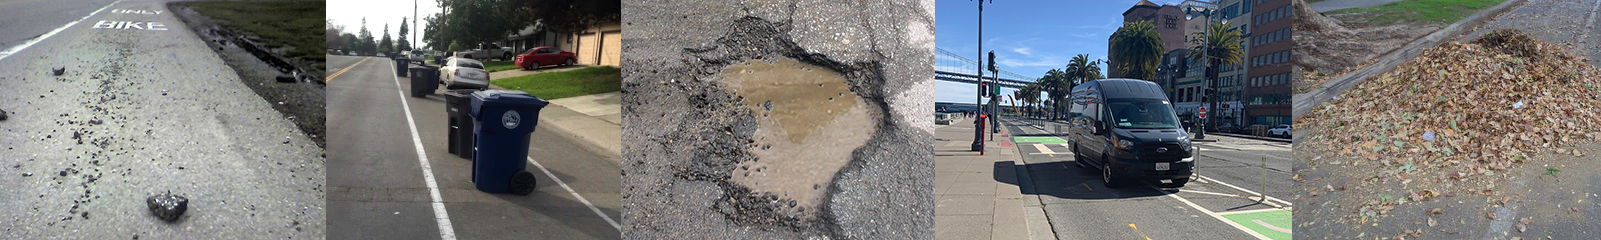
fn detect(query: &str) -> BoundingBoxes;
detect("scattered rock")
[146,191,188,222]
[51,67,64,76]
[275,75,295,83]
[0,109,7,121]
[22,172,32,177]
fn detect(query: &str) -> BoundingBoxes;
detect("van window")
[1106,99,1181,129]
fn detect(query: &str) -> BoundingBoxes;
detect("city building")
[1244,0,1292,127]
[1215,0,1252,128]
[1155,48,1191,102]
[1108,0,1188,79]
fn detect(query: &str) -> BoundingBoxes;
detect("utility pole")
[971,0,989,152]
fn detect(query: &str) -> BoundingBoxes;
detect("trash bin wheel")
[510,171,536,196]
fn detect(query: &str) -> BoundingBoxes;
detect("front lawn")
[490,66,621,100]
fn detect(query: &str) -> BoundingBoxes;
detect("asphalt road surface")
[0,0,324,238]
[324,55,621,239]
[997,116,1294,240]
[620,0,934,238]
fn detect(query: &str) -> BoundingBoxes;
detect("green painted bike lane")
[1220,209,1292,240]
[1017,134,1291,240]
[1013,136,1068,144]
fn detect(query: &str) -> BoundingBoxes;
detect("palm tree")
[1110,20,1164,82]
[1187,19,1244,91]
[1186,19,1244,138]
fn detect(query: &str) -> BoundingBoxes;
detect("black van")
[1067,79,1194,188]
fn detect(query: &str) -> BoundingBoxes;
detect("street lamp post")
[1183,0,1217,140]
[971,0,989,152]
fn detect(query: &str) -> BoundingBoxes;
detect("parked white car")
[1268,124,1292,138]
[440,57,490,90]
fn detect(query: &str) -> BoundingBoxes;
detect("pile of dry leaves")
[1302,29,1601,176]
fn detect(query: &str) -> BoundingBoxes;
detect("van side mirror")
[1093,121,1107,135]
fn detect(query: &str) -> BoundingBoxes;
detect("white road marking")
[1216,208,1290,216]
[1251,219,1292,233]
[0,0,122,62]
[1032,143,1056,154]
[1159,184,1273,240]
[91,20,166,30]
[108,9,160,14]
[1196,175,1292,206]
[526,156,623,230]
[389,59,458,240]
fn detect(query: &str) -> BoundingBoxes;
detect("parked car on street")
[404,51,425,65]
[1216,123,1236,133]
[514,46,576,70]
[1268,124,1293,138]
[440,57,490,90]
[1068,79,1193,188]
[454,43,514,61]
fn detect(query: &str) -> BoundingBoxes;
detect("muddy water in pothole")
[721,58,876,219]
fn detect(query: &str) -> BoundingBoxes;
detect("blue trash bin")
[469,90,549,195]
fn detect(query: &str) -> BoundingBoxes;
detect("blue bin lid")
[470,90,550,117]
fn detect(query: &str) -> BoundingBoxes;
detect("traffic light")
[980,82,989,97]
[987,51,997,72]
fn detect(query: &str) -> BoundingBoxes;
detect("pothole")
[721,58,877,220]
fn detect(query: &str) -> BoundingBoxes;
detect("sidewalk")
[935,119,1052,240]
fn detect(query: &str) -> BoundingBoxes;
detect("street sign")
[991,84,1000,96]
[1199,107,1208,119]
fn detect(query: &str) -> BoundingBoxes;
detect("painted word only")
[109,9,162,15]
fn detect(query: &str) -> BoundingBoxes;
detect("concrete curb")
[1291,0,1528,118]
[1208,132,1293,143]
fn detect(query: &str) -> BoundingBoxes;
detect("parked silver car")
[440,57,490,90]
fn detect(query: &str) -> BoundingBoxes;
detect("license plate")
[1155,163,1170,171]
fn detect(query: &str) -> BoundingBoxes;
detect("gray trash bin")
[395,58,410,77]
[443,89,477,159]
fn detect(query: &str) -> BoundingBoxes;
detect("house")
[497,20,621,67]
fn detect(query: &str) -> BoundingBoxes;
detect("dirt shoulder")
[169,1,326,148]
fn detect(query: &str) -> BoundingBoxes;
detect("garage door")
[578,33,599,65]
[600,31,621,66]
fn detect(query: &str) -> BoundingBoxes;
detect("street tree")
[358,17,376,55]
[445,0,517,51]
[1187,19,1244,133]
[423,13,445,52]
[342,33,358,52]
[1110,20,1164,82]
[506,0,621,35]
[399,17,411,51]
[325,19,346,51]
[380,23,394,54]
[1186,19,1244,98]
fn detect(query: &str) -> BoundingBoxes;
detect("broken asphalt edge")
[1292,0,1528,118]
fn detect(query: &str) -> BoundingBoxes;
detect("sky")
[935,0,1188,104]
[326,0,443,48]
